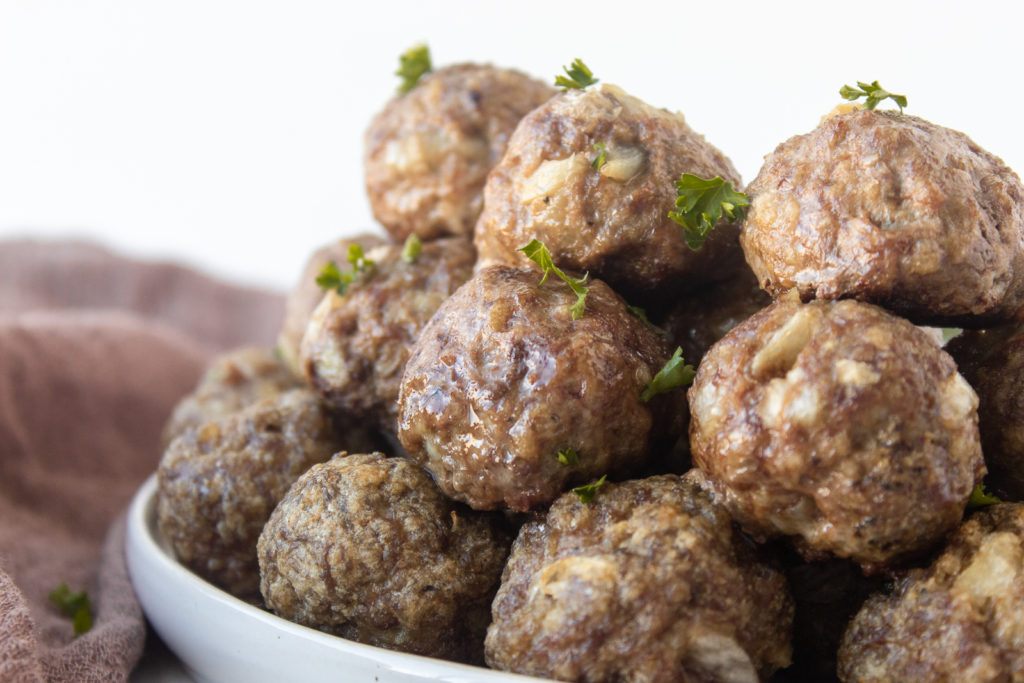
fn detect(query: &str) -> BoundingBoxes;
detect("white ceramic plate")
[125,474,544,683]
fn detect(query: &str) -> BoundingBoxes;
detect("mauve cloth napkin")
[0,240,285,682]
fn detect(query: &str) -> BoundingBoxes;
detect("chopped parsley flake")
[668,174,749,251]
[518,238,590,319]
[640,347,695,403]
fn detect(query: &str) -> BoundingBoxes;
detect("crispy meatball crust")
[741,109,1024,326]
[689,297,985,568]
[485,473,794,682]
[299,238,476,432]
[365,64,554,242]
[474,83,744,304]
[838,503,1024,682]
[397,265,683,511]
[161,346,300,447]
[156,388,349,598]
[257,453,511,663]
[947,323,1024,500]
[277,233,389,376]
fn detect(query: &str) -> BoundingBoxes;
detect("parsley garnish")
[556,448,580,466]
[554,59,598,91]
[518,238,590,319]
[640,347,696,403]
[315,244,375,296]
[396,44,432,94]
[48,583,92,636]
[402,234,423,264]
[839,80,907,113]
[591,142,607,170]
[573,475,607,504]
[967,482,1001,509]
[668,174,749,251]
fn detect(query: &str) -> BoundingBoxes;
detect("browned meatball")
[161,346,300,447]
[741,108,1024,326]
[277,233,389,376]
[485,473,794,682]
[474,83,743,304]
[397,265,683,511]
[365,64,554,242]
[157,389,353,598]
[947,323,1024,499]
[838,503,1024,682]
[257,453,511,664]
[689,296,984,568]
[300,238,476,432]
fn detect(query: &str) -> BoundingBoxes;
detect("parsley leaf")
[591,142,607,170]
[518,239,590,319]
[554,59,598,91]
[315,244,375,296]
[967,482,1001,509]
[641,347,695,403]
[556,447,580,466]
[402,234,423,264]
[396,44,432,94]
[839,80,907,112]
[48,583,93,636]
[573,475,607,504]
[668,174,749,251]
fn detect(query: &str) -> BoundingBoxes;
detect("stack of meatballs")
[155,50,1024,682]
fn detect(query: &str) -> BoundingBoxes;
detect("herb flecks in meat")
[48,583,92,636]
[590,141,607,170]
[669,174,749,251]
[640,347,695,403]
[839,80,907,112]
[554,59,598,91]
[573,475,607,503]
[518,238,590,319]
[396,44,432,94]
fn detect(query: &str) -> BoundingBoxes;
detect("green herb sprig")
[839,80,907,112]
[668,174,749,251]
[591,142,607,170]
[402,234,423,264]
[49,583,92,636]
[555,59,598,91]
[315,244,375,296]
[573,475,607,504]
[640,347,695,403]
[396,44,432,94]
[967,482,1001,509]
[518,238,590,319]
[556,448,580,466]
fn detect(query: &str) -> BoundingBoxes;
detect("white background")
[1,0,1021,292]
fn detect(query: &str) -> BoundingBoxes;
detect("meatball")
[300,237,476,432]
[838,503,1024,682]
[365,64,554,242]
[257,453,511,664]
[474,83,743,304]
[485,473,794,682]
[157,388,353,597]
[689,296,984,568]
[947,323,1024,499]
[277,233,389,376]
[397,265,683,511]
[741,108,1024,326]
[161,346,300,447]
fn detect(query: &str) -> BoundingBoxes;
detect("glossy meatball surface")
[365,64,554,242]
[485,473,794,682]
[474,83,744,304]
[257,453,512,663]
[397,265,682,511]
[741,109,1024,326]
[689,297,984,568]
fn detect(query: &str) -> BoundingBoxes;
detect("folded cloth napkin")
[0,240,284,682]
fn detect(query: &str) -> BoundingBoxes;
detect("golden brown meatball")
[299,238,475,432]
[157,389,353,598]
[741,109,1024,326]
[689,297,984,568]
[397,265,684,512]
[474,83,744,305]
[365,64,554,242]
[277,233,389,376]
[485,473,794,682]
[257,453,512,664]
[838,503,1024,682]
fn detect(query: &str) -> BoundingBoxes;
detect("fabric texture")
[0,240,284,682]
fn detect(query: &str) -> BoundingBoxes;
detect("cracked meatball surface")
[365,64,554,242]
[838,503,1024,682]
[485,473,794,682]
[397,264,683,511]
[300,237,476,432]
[741,109,1024,326]
[689,297,984,568]
[474,83,744,305]
[257,453,512,664]
[157,388,351,598]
